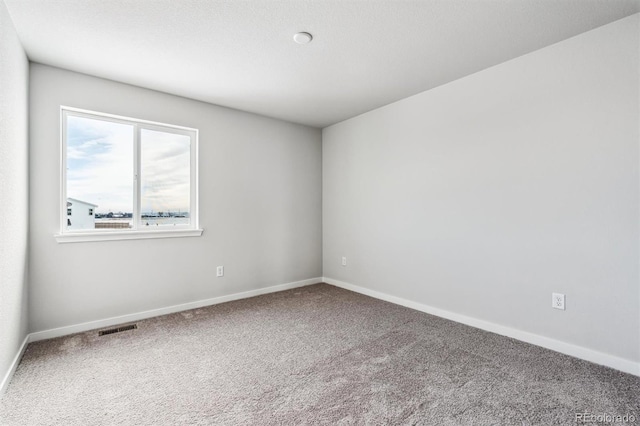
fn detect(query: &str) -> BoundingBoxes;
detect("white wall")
[0,0,29,390]
[29,64,322,332]
[323,15,640,365]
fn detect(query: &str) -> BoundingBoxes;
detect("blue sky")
[67,116,190,214]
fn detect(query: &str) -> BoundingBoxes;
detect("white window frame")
[55,106,202,243]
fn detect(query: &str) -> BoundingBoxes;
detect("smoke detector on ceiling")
[293,32,313,44]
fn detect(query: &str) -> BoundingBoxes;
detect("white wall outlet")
[552,293,565,310]
[216,266,224,277]
[341,256,347,266]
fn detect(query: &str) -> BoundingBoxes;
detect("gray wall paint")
[323,15,640,363]
[0,0,29,385]
[29,64,322,332]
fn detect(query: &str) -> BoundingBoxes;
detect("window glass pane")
[66,115,134,230]
[140,129,191,227]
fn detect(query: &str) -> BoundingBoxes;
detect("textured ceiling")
[4,0,640,128]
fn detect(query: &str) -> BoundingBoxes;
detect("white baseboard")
[6,275,636,398]
[323,277,640,377]
[0,334,29,396]
[28,277,323,343]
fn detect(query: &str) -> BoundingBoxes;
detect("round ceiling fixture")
[293,32,313,44]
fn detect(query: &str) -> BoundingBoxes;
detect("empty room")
[1,0,639,424]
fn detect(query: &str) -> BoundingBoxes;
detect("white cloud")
[141,129,190,213]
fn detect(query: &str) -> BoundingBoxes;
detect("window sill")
[54,229,204,243]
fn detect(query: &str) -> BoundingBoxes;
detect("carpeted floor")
[1,283,638,425]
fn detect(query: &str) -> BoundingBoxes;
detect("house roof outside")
[67,197,98,208]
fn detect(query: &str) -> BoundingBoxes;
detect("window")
[57,107,201,243]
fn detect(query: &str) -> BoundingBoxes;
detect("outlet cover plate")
[552,293,565,310]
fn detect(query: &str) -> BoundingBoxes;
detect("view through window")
[63,108,197,233]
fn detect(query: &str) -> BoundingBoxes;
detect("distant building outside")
[67,198,97,230]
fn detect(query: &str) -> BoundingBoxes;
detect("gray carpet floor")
[1,283,638,425]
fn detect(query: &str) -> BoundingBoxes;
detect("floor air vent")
[98,324,137,336]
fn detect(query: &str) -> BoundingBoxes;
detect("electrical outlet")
[552,293,565,310]
[216,266,224,277]
[341,256,347,266]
